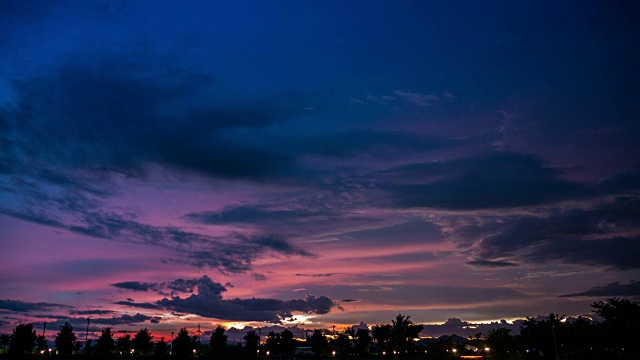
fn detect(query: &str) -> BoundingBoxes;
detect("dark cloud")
[184,201,381,240]
[0,299,70,312]
[2,52,310,180]
[90,313,162,325]
[560,280,640,298]
[245,234,312,257]
[172,234,311,271]
[447,196,640,270]
[341,299,359,303]
[113,301,160,310]
[111,281,160,293]
[252,273,268,281]
[184,205,329,226]
[466,260,518,268]
[522,237,640,270]
[296,273,338,278]
[69,309,116,315]
[378,153,589,209]
[117,277,336,323]
[166,277,216,294]
[112,276,225,296]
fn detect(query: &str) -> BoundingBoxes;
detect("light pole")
[552,323,559,360]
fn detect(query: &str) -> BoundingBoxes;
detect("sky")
[1,0,639,340]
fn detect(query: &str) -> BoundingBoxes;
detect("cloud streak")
[560,280,640,297]
[0,299,70,313]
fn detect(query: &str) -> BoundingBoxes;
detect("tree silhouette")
[36,334,48,353]
[329,333,352,358]
[243,330,259,355]
[371,324,391,354]
[265,331,280,356]
[210,326,228,356]
[1,334,11,353]
[517,313,565,358]
[9,323,37,356]
[280,329,296,357]
[96,328,115,355]
[171,328,194,357]
[55,322,77,355]
[485,327,513,357]
[307,329,328,356]
[353,328,371,356]
[592,297,640,358]
[132,328,154,355]
[117,333,132,355]
[154,337,169,357]
[85,339,94,354]
[391,314,423,354]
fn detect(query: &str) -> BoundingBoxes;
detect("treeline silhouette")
[1,298,638,360]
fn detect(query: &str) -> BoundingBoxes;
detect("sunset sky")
[1,0,639,340]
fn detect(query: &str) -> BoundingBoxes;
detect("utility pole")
[42,321,47,338]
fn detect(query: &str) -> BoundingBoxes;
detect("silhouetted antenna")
[196,324,202,342]
[42,321,46,338]
[85,318,90,348]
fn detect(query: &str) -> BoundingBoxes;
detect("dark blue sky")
[1,0,639,337]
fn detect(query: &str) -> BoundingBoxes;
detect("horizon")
[0,312,604,342]
[1,0,639,340]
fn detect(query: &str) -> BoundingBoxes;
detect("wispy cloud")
[560,280,640,297]
[0,299,71,313]
[467,260,518,268]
